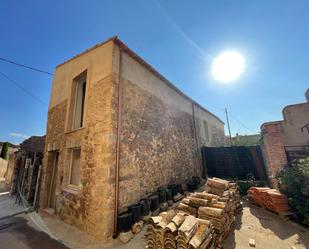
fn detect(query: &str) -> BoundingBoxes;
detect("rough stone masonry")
[39,36,225,240]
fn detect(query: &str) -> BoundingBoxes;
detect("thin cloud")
[9,133,30,139]
[152,0,213,61]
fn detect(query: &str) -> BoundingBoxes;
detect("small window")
[69,148,81,186]
[203,120,209,141]
[71,72,87,130]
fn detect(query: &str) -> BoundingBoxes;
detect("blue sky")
[0,0,308,144]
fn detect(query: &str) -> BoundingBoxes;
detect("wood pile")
[146,177,241,248]
[247,187,290,213]
[179,177,241,244]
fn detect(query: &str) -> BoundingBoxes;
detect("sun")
[211,51,245,83]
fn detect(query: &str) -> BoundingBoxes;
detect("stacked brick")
[146,177,242,248]
[247,187,290,213]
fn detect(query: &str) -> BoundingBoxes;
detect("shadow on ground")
[0,216,69,249]
[222,200,309,249]
[248,203,309,247]
[221,208,243,249]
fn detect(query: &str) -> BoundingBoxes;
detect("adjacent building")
[39,37,225,240]
[261,89,309,185]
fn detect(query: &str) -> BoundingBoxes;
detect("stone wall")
[0,158,8,178]
[119,78,199,208]
[116,45,225,208]
[4,151,16,185]
[194,105,225,147]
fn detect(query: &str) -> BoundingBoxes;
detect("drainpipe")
[113,46,122,239]
[192,103,202,177]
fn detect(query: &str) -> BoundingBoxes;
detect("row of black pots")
[117,195,158,233]
[118,177,200,233]
[187,176,201,192]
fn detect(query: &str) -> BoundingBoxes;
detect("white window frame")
[68,147,81,189]
[204,120,210,142]
[72,77,86,130]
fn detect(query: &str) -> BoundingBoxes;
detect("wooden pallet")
[216,221,235,246]
[248,201,296,220]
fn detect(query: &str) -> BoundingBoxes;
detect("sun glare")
[211,51,245,83]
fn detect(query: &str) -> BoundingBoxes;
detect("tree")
[0,142,9,159]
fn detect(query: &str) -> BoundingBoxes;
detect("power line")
[224,108,232,144]
[228,112,258,134]
[0,71,48,106]
[0,57,53,76]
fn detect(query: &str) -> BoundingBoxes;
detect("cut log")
[198,207,223,217]
[178,203,197,216]
[207,178,228,190]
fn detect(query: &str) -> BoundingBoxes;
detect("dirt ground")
[222,202,309,249]
[1,178,308,249]
[37,201,309,249]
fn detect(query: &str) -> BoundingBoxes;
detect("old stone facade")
[40,37,225,240]
[260,89,309,186]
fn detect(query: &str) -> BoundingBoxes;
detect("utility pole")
[225,108,232,146]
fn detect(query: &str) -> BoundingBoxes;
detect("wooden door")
[48,151,59,209]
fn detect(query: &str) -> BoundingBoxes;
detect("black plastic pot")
[128,204,142,224]
[149,195,159,211]
[177,184,184,195]
[168,184,178,196]
[192,176,201,186]
[187,182,197,192]
[158,187,167,203]
[166,189,172,201]
[140,198,151,216]
[118,211,133,233]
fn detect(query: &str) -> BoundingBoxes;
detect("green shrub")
[0,142,8,159]
[230,174,266,196]
[236,180,266,196]
[276,158,309,225]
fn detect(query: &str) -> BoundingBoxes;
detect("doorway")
[47,151,59,209]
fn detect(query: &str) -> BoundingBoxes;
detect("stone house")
[0,142,18,180]
[39,36,225,240]
[260,88,309,185]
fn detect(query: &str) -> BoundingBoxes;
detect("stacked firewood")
[146,177,241,248]
[176,177,241,244]
[247,187,290,213]
[147,211,215,249]
[199,178,240,244]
